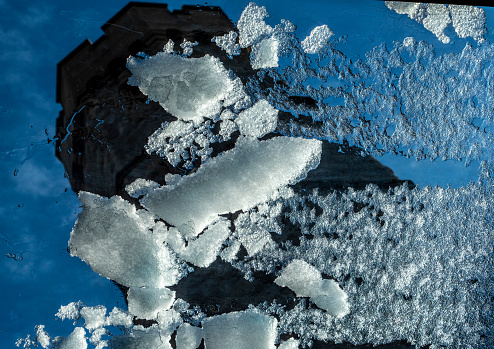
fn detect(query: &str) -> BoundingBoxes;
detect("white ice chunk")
[219,119,238,140]
[278,338,300,349]
[176,218,231,267]
[202,311,278,349]
[106,307,133,328]
[176,323,203,349]
[212,31,241,57]
[236,99,278,138]
[239,228,275,256]
[422,3,451,44]
[59,327,87,349]
[89,328,107,349]
[128,287,176,320]
[141,136,322,236]
[110,327,171,349]
[163,39,175,53]
[251,37,279,69]
[301,25,334,54]
[238,2,273,47]
[385,1,424,21]
[56,301,83,322]
[127,53,233,122]
[450,5,486,43]
[180,39,198,57]
[220,240,241,262]
[275,259,349,317]
[80,306,106,331]
[35,325,51,349]
[126,178,160,198]
[69,192,183,288]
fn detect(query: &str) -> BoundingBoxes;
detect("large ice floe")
[18,2,494,349]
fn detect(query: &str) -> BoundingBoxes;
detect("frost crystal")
[301,25,334,54]
[212,31,241,57]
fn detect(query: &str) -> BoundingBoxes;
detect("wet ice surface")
[13,1,494,349]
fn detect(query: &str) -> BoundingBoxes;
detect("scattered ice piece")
[128,53,234,122]
[176,218,231,267]
[275,259,349,317]
[35,325,51,349]
[238,227,275,256]
[89,328,107,349]
[450,4,486,43]
[163,39,175,53]
[219,119,238,140]
[126,178,160,198]
[128,287,176,320]
[105,307,133,328]
[80,306,106,331]
[202,310,278,349]
[236,99,278,138]
[110,327,172,349]
[140,136,322,235]
[56,301,83,322]
[156,308,183,334]
[180,39,198,57]
[403,36,415,47]
[176,323,203,349]
[238,2,273,48]
[220,240,241,262]
[278,338,300,349]
[69,192,183,288]
[301,25,334,54]
[59,327,87,349]
[251,37,279,69]
[212,31,241,57]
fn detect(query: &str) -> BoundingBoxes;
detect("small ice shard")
[275,259,349,317]
[236,99,278,138]
[212,31,241,57]
[301,25,334,54]
[126,178,160,198]
[127,287,176,320]
[202,310,278,349]
[250,37,279,69]
[180,39,198,57]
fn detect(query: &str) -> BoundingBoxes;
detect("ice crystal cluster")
[19,2,494,349]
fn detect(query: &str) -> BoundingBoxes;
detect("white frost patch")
[301,25,334,54]
[385,2,486,43]
[35,325,51,349]
[236,99,278,138]
[174,218,231,267]
[59,327,87,349]
[128,287,175,320]
[89,328,107,349]
[212,31,241,57]
[69,192,183,288]
[56,301,83,322]
[106,307,133,328]
[238,3,273,48]
[180,39,198,57]
[202,311,278,349]
[80,306,106,331]
[275,259,349,317]
[220,239,241,262]
[126,178,160,198]
[278,338,300,349]
[141,136,322,236]
[176,323,203,349]
[127,53,233,122]
[251,37,279,69]
[163,39,175,53]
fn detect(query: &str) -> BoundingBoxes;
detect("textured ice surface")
[385,2,486,43]
[59,327,87,349]
[125,178,160,198]
[302,25,334,54]
[275,259,349,317]
[127,287,175,320]
[141,136,322,235]
[56,301,83,322]
[278,338,300,349]
[251,37,279,69]
[212,31,241,57]
[69,192,185,288]
[202,311,278,349]
[236,99,278,138]
[176,323,203,349]
[35,325,51,349]
[80,305,106,331]
[127,53,234,122]
[238,3,273,48]
[110,327,172,349]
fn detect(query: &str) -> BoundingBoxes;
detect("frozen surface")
[127,53,234,122]
[236,99,279,138]
[80,305,106,331]
[59,327,87,349]
[176,323,203,349]
[127,287,175,320]
[202,311,278,349]
[302,25,334,54]
[275,259,349,317]
[69,192,184,288]
[141,136,322,235]
[385,2,486,43]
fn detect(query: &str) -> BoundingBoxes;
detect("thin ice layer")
[69,192,183,288]
[127,53,234,122]
[202,311,278,349]
[140,136,322,235]
[236,99,278,138]
[301,25,334,54]
[128,287,176,320]
[275,259,349,317]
